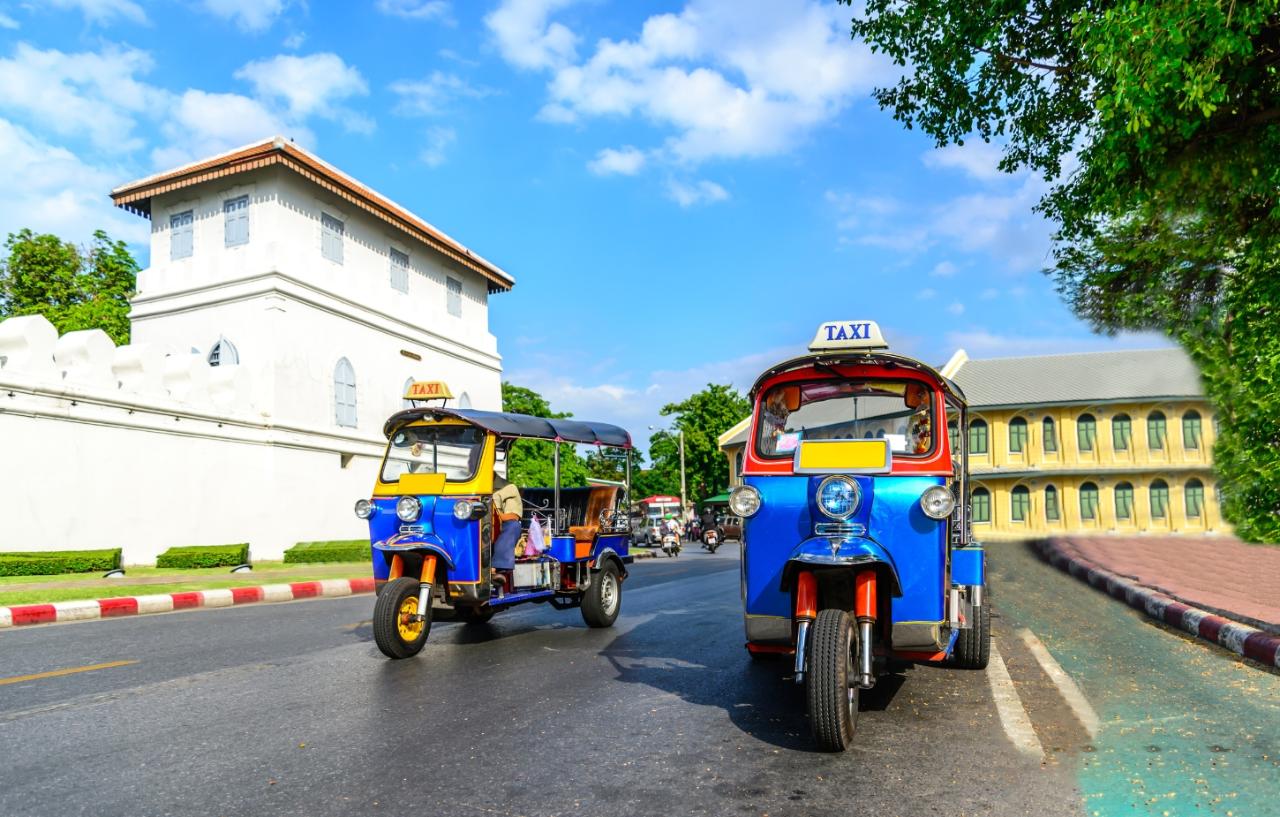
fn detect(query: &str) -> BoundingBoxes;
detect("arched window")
[969,419,988,455]
[1112,414,1132,451]
[735,450,744,477]
[334,358,357,428]
[458,391,472,409]
[1114,482,1134,520]
[1150,479,1170,519]
[971,487,991,523]
[1182,410,1202,450]
[1008,417,1028,453]
[1044,485,1060,521]
[207,337,239,367]
[1010,485,1030,521]
[1077,414,1097,452]
[402,377,416,409]
[1147,411,1167,450]
[948,420,960,454]
[1042,417,1057,453]
[1185,478,1205,518]
[1079,482,1099,520]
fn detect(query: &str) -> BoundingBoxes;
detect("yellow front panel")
[795,440,890,474]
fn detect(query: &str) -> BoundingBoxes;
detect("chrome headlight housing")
[453,499,484,520]
[353,499,374,519]
[920,485,957,520]
[396,495,422,522]
[728,484,762,518]
[817,476,860,520]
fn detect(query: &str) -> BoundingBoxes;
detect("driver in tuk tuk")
[492,472,522,588]
[904,382,933,454]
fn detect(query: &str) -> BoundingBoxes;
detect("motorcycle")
[661,531,681,558]
[702,528,720,553]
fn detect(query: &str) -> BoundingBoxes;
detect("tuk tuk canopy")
[384,408,633,449]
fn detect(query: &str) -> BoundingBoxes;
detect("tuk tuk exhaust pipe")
[793,571,817,684]
[855,571,877,689]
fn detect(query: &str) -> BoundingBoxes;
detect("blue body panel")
[593,533,630,563]
[742,474,947,626]
[951,546,985,586]
[367,495,481,583]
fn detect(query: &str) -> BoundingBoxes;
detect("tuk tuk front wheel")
[581,561,621,628]
[373,577,431,659]
[806,608,859,752]
[952,593,991,669]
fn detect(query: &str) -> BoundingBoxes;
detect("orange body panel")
[855,570,877,620]
[795,571,817,620]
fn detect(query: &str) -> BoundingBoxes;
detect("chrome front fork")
[857,619,875,689]
[794,619,811,683]
[416,582,432,621]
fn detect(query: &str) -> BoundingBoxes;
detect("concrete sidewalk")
[1036,535,1280,668]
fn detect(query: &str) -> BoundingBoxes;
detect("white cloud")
[153,90,304,168]
[0,12,17,29]
[235,53,371,132]
[47,0,146,25]
[666,178,728,207]
[0,118,147,245]
[376,0,451,21]
[390,71,492,117]
[947,329,1175,359]
[922,140,1007,182]
[947,302,965,315]
[588,146,646,176]
[917,288,937,301]
[282,31,306,49]
[932,260,957,277]
[485,0,580,70]
[0,43,164,151]
[420,126,456,167]
[201,0,290,32]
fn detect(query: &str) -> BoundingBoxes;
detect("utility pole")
[679,428,687,516]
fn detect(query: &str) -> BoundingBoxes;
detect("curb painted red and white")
[0,577,376,629]
[1035,538,1280,669]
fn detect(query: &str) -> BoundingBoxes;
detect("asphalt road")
[1,542,1275,817]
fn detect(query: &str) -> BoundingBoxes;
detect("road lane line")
[0,660,138,687]
[1017,628,1100,739]
[986,642,1044,761]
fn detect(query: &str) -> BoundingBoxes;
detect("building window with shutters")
[334,357,357,428]
[1008,417,1028,453]
[1114,482,1134,520]
[968,419,988,455]
[1185,479,1205,518]
[1010,485,1030,521]
[1150,479,1170,519]
[170,210,193,260]
[447,276,462,317]
[1148,411,1167,450]
[390,248,409,293]
[1077,414,1097,452]
[321,212,344,264]
[1044,485,1060,521]
[1182,410,1202,450]
[224,196,249,247]
[207,337,238,367]
[401,376,416,409]
[971,488,990,523]
[947,421,959,454]
[1079,482,1099,520]
[1112,414,1132,451]
[1043,417,1057,452]
[458,391,472,409]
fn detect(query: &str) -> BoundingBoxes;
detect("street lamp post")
[650,424,688,516]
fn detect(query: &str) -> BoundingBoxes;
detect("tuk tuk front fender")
[779,536,902,597]
[373,534,457,572]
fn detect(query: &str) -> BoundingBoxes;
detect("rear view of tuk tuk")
[732,321,988,751]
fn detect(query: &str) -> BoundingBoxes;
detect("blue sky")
[0,0,1169,451]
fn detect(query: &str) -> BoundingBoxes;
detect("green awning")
[702,492,731,505]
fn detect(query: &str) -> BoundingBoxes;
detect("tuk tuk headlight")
[817,476,860,520]
[728,485,762,518]
[920,485,956,520]
[396,495,422,522]
[354,499,374,519]
[453,499,484,520]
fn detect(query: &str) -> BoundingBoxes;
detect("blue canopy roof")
[384,408,633,449]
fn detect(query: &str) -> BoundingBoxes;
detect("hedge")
[283,539,371,564]
[155,543,250,569]
[0,548,123,577]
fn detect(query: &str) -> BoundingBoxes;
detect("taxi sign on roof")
[808,320,888,352]
[403,380,454,401]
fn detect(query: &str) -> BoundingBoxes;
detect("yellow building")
[719,347,1227,540]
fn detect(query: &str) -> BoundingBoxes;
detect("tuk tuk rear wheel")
[581,561,621,628]
[952,594,991,669]
[807,608,859,752]
[373,577,431,659]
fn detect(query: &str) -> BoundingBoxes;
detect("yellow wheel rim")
[397,595,424,641]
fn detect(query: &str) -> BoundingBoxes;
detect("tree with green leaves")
[0,229,138,345]
[847,1,1280,541]
[649,383,751,506]
[500,382,589,487]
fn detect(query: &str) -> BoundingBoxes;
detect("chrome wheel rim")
[845,627,857,713]
[600,573,619,616]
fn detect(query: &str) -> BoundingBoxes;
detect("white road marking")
[1017,628,1101,739]
[986,642,1044,761]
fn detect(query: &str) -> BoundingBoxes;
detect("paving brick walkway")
[1051,535,1280,634]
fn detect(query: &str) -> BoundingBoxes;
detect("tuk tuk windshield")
[756,378,935,459]
[381,424,486,483]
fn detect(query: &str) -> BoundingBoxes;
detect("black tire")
[953,594,991,669]
[807,609,859,752]
[373,577,430,659]
[581,561,621,628]
[457,606,495,625]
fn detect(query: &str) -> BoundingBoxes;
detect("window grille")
[1042,417,1057,452]
[1008,417,1028,453]
[968,420,988,455]
[1182,411,1202,450]
[1077,414,1097,452]
[1114,482,1134,520]
[208,337,238,367]
[970,488,990,523]
[1112,415,1132,451]
[1079,482,1099,520]
[1150,480,1170,518]
[1148,412,1167,450]
[1185,479,1205,517]
[1010,486,1030,521]
[1044,486,1060,520]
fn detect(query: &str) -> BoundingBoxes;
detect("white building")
[0,137,513,564]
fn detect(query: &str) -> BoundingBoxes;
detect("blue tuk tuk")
[730,320,988,751]
[356,395,635,659]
